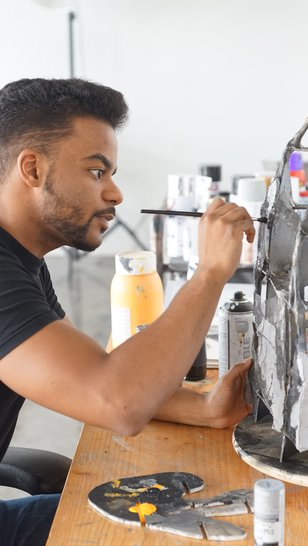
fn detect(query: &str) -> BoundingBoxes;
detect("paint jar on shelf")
[199,164,222,197]
[289,151,307,190]
[110,251,164,349]
[237,177,267,265]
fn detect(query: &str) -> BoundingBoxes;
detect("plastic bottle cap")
[289,151,303,171]
[115,251,157,275]
[237,177,267,202]
[254,478,285,515]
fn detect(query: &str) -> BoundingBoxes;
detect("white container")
[290,176,300,202]
[237,177,267,265]
[254,479,285,546]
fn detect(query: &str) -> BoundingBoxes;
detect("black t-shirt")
[0,227,65,460]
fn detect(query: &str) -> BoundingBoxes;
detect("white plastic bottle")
[110,251,164,349]
[254,479,285,546]
[237,177,267,265]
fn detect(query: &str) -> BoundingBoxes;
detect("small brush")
[140,208,268,223]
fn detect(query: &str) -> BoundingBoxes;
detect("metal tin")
[254,478,285,545]
[218,291,253,377]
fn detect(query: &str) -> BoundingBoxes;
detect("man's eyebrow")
[84,153,117,175]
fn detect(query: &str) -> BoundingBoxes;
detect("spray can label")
[218,291,253,377]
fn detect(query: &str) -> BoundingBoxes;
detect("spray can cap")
[233,291,246,301]
[223,291,253,312]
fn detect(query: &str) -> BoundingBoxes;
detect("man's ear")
[17,149,48,188]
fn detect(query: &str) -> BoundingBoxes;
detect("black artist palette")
[88,471,249,541]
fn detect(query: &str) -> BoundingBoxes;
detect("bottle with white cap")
[165,174,195,271]
[110,251,164,349]
[254,478,285,546]
[185,255,207,381]
[237,177,267,265]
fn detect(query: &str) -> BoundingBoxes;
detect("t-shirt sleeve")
[40,262,65,317]
[0,255,65,358]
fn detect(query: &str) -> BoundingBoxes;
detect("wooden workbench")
[46,372,308,545]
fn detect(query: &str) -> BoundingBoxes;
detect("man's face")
[40,117,123,252]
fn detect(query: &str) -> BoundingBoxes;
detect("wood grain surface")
[46,371,308,545]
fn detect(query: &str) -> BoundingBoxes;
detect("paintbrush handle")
[140,209,267,223]
[141,209,202,217]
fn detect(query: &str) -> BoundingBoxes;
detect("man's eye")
[89,169,105,180]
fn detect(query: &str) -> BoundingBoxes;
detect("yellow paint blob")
[129,501,157,523]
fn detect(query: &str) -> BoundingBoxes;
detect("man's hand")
[154,359,253,429]
[196,198,255,285]
[205,358,253,428]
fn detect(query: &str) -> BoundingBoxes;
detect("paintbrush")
[140,208,268,223]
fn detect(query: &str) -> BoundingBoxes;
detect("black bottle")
[185,341,207,381]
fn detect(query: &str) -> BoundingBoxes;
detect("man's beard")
[41,174,111,252]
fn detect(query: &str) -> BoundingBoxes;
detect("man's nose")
[103,178,123,206]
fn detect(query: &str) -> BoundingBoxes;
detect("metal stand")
[68,11,76,78]
[233,414,308,487]
[62,13,148,277]
[65,216,149,279]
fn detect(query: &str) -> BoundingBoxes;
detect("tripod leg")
[102,218,148,251]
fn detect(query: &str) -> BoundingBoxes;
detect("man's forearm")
[153,386,212,427]
[106,273,224,429]
[153,359,253,430]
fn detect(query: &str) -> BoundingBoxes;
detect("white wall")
[1,0,308,253]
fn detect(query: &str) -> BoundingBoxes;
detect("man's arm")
[0,198,254,435]
[154,359,252,428]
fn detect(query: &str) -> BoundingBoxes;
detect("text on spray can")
[218,291,253,377]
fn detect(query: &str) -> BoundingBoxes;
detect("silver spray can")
[218,290,253,377]
[254,478,285,546]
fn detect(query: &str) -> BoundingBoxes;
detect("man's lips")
[101,214,114,222]
[95,207,116,223]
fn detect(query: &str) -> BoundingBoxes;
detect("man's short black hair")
[0,77,129,176]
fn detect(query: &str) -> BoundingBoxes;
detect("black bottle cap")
[218,191,230,202]
[199,164,221,181]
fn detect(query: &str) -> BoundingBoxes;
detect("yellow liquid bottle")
[110,251,164,349]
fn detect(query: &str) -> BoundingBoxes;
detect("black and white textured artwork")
[251,118,308,460]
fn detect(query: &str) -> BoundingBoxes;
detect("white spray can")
[254,478,285,546]
[218,290,253,377]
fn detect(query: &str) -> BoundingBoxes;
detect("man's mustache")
[93,206,116,219]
